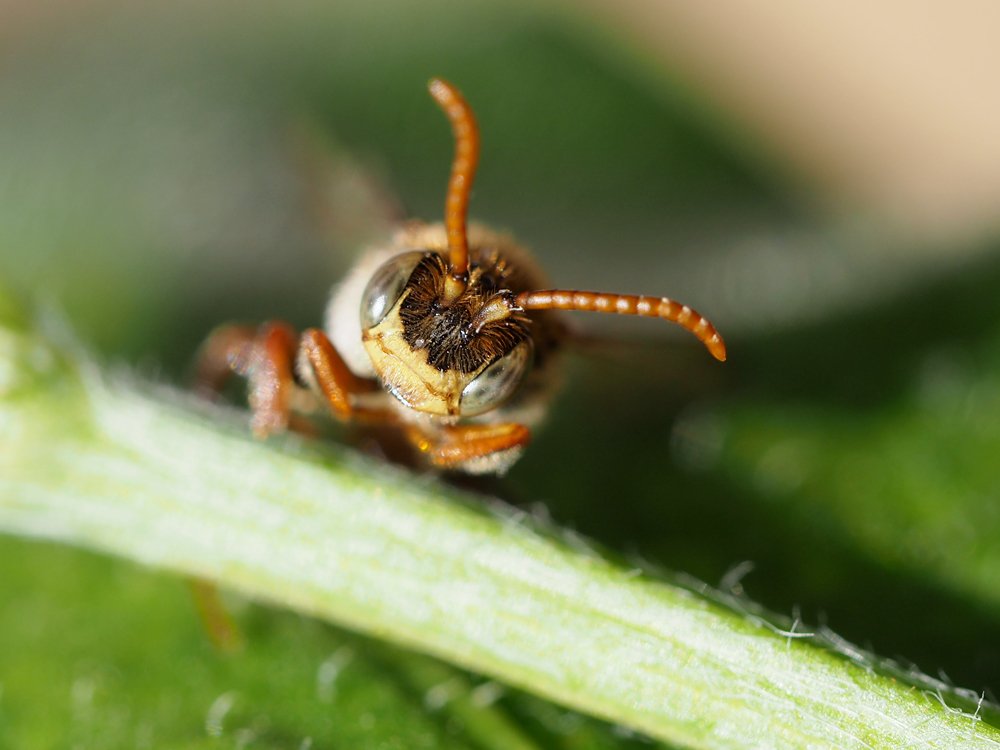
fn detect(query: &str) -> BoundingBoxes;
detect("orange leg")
[407,422,531,471]
[248,322,300,437]
[188,578,243,653]
[198,324,393,434]
[196,321,299,438]
[193,323,257,395]
[190,321,311,651]
[297,328,398,426]
[297,328,377,418]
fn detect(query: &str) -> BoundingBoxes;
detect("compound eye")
[460,341,532,417]
[360,251,425,329]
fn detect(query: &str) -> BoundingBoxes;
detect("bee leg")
[415,423,532,473]
[191,320,303,652]
[194,323,257,395]
[188,578,243,653]
[246,322,300,438]
[297,328,384,422]
[196,321,303,438]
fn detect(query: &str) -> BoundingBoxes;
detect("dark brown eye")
[460,341,532,416]
[360,252,425,329]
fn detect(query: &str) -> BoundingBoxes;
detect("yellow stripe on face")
[363,305,480,418]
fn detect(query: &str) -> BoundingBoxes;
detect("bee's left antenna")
[428,77,479,297]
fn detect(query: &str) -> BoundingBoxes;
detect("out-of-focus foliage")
[0,538,654,749]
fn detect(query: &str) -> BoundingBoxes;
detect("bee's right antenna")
[428,77,479,300]
[516,290,727,361]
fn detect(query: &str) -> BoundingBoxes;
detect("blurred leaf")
[0,538,659,750]
[711,325,1000,616]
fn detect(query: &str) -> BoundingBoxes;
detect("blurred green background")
[2,1,999,746]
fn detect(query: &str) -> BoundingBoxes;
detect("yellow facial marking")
[362,304,486,417]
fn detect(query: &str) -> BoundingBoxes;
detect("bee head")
[360,250,532,417]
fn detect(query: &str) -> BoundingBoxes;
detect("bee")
[196,78,726,475]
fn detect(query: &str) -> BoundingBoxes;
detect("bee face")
[360,249,534,418]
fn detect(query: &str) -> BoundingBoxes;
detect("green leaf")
[714,325,1000,616]
[4,536,646,750]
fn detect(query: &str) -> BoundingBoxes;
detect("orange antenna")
[428,77,479,286]
[516,290,727,361]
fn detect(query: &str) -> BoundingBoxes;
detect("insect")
[197,78,726,475]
